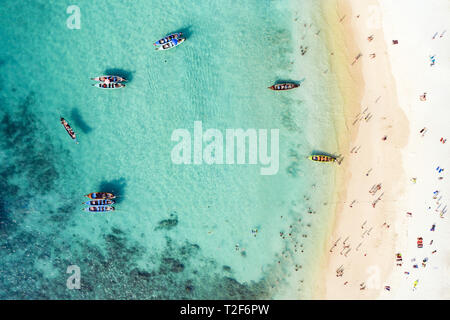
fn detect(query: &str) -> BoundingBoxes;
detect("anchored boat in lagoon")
[83,206,115,212]
[154,32,183,46]
[84,192,116,200]
[90,75,127,83]
[155,37,186,51]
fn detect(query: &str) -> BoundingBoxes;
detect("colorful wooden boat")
[308,155,336,162]
[268,83,299,91]
[84,199,115,206]
[60,118,78,143]
[154,32,183,46]
[155,37,186,51]
[90,75,127,83]
[83,206,115,212]
[85,192,116,200]
[92,83,125,89]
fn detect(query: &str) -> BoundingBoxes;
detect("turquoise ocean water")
[0,0,342,299]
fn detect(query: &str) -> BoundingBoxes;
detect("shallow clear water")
[0,0,340,299]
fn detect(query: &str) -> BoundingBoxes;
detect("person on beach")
[430,55,436,66]
[351,53,362,65]
[300,45,308,55]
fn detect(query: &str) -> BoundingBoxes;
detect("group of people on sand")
[326,22,449,295]
[395,29,448,292]
[397,188,443,291]
[398,123,447,290]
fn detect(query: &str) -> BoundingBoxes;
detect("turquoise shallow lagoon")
[0,0,341,299]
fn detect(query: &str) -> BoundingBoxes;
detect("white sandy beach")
[315,0,450,299]
[378,0,450,299]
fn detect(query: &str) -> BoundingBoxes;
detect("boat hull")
[60,118,77,141]
[156,38,186,51]
[92,83,125,89]
[84,206,115,212]
[154,33,183,46]
[308,155,336,162]
[268,83,299,91]
[91,75,127,83]
[84,199,115,206]
[85,192,116,200]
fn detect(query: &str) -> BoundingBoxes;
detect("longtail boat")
[84,199,115,206]
[155,37,186,51]
[83,206,115,212]
[308,155,336,163]
[92,83,125,89]
[85,192,116,200]
[268,83,299,91]
[60,118,78,143]
[154,32,183,46]
[90,75,127,83]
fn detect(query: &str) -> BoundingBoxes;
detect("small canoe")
[92,83,125,89]
[268,83,299,91]
[90,75,127,83]
[84,199,115,206]
[308,155,336,162]
[85,192,116,200]
[155,38,186,51]
[154,32,183,46]
[60,118,78,143]
[84,206,115,212]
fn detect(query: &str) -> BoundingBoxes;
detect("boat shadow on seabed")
[99,178,127,204]
[71,108,93,134]
[173,25,192,39]
[104,68,134,83]
[274,77,305,86]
